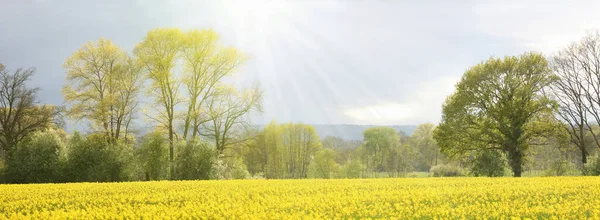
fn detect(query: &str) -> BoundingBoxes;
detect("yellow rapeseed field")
[1,177,600,219]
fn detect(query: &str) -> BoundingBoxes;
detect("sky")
[1,0,600,128]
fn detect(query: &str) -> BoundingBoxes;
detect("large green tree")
[434,52,557,177]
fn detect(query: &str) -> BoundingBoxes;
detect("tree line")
[2,28,600,183]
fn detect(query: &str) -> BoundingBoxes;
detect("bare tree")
[550,31,600,164]
[0,64,63,156]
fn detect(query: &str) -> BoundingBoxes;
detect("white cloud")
[343,76,458,125]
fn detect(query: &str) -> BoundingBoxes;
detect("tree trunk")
[582,148,588,164]
[508,149,523,177]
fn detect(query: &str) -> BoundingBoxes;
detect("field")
[1,177,600,219]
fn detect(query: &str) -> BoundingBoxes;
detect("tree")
[180,29,246,140]
[134,28,183,177]
[250,122,321,179]
[308,148,340,179]
[0,65,62,156]
[409,123,439,171]
[63,39,141,144]
[550,31,600,164]
[201,84,262,155]
[359,126,399,172]
[434,52,557,177]
[137,131,169,181]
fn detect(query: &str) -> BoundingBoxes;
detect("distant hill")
[309,124,417,141]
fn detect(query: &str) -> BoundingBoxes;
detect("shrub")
[469,150,506,177]
[65,132,135,182]
[4,130,67,183]
[230,159,251,180]
[430,164,463,177]
[308,148,340,179]
[136,132,169,180]
[173,139,215,180]
[340,159,366,179]
[544,159,578,176]
[582,154,600,176]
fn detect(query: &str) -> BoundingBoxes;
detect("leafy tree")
[359,126,399,172]
[180,29,246,140]
[137,131,169,180]
[409,123,440,171]
[173,139,215,180]
[134,28,183,177]
[434,52,557,177]
[308,148,340,179]
[63,39,141,144]
[0,64,63,156]
[4,129,67,183]
[249,122,321,179]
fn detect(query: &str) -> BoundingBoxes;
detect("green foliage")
[308,148,341,179]
[173,139,215,180]
[230,159,251,180]
[430,164,464,177]
[4,130,66,183]
[339,159,366,179]
[469,150,506,177]
[65,132,135,182]
[410,123,440,172]
[360,126,400,172]
[322,136,360,164]
[258,121,321,179]
[544,159,578,176]
[136,131,169,180]
[582,154,600,176]
[434,52,558,177]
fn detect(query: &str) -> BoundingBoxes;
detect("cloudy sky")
[1,0,599,128]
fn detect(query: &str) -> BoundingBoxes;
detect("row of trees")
[4,28,600,182]
[61,28,262,178]
[0,28,263,183]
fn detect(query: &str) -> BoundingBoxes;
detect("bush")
[65,132,135,182]
[136,132,169,180]
[4,130,67,183]
[544,159,578,176]
[469,150,506,177]
[308,148,340,179]
[583,154,600,176]
[430,164,463,177]
[340,159,366,179]
[230,159,250,180]
[173,139,215,180]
